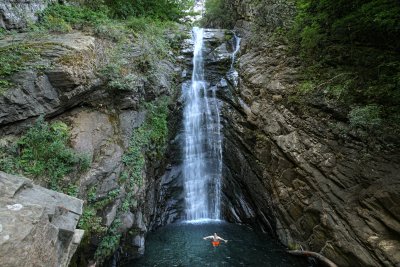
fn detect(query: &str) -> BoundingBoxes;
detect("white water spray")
[182,27,223,221]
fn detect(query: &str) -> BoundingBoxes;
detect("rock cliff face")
[0,28,179,265]
[0,32,99,133]
[0,0,57,30]
[217,1,400,266]
[0,171,84,267]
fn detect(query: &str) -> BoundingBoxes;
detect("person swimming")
[203,233,228,247]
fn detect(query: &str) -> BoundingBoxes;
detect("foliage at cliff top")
[201,0,236,28]
[290,0,400,133]
[84,0,194,20]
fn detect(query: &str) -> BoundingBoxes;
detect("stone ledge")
[0,171,84,267]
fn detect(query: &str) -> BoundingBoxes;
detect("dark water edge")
[121,221,310,267]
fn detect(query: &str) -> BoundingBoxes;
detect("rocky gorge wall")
[1,0,399,266]
[217,0,400,266]
[0,22,180,265]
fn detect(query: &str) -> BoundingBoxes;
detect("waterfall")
[228,33,241,88]
[182,27,223,221]
[230,33,241,71]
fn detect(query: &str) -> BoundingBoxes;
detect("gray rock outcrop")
[0,171,84,267]
[0,0,57,30]
[0,32,99,133]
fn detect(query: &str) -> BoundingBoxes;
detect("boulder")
[0,171,84,267]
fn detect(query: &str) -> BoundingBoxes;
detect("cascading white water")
[227,33,241,88]
[182,27,223,221]
[230,33,241,71]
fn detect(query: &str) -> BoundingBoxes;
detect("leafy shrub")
[349,105,382,130]
[300,23,326,57]
[108,73,143,91]
[99,18,176,93]
[78,206,107,234]
[1,117,90,192]
[38,4,109,30]
[104,0,193,20]
[39,15,73,33]
[93,21,126,41]
[293,0,400,51]
[0,143,19,174]
[201,0,236,28]
[94,219,122,263]
[289,0,400,132]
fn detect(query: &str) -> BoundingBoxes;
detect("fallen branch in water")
[288,250,338,267]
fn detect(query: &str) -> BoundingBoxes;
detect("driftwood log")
[288,250,338,267]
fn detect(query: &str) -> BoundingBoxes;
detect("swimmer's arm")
[203,236,214,240]
[217,237,228,243]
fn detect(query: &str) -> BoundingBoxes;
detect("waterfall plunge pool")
[124,221,309,267]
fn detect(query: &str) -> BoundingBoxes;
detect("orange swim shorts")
[212,241,220,247]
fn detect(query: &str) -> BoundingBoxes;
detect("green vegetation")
[78,187,120,235]
[30,3,184,95]
[36,4,109,32]
[349,105,382,130]
[0,44,42,93]
[201,0,236,28]
[32,0,192,34]
[120,97,169,214]
[0,117,90,193]
[78,205,107,234]
[94,219,122,263]
[101,0,193,20]
[100,16,181,94]
[289,0,400,133]
[1,0,188,94]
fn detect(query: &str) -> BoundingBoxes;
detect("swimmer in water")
[203,233,228,247]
